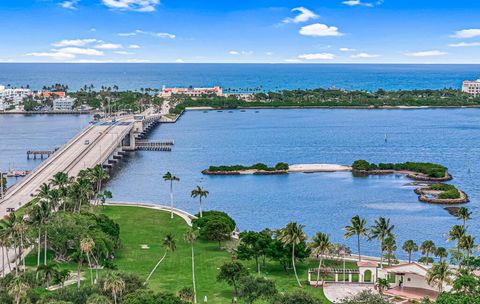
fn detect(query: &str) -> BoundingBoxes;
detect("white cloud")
[283,7,318,24]
[26,52,76,61]
[119,30,175,39]
[52,38,97,47]
[95,43,122,49]
[339,47,356,52]
[284,59,302,63]
[299,23,344,37]
[56,47,104,56]
[350,52,380,58]
[129,44,141,49]
[229,51,240,55]
[404,50,447,57]
[342,0,374,7]
[175,59,184,63]
[114,51,133,55]
[448,42,480,47]
[451,29,480,39]
[298,53,335,60]
[229,50,252,56]
[125,59,150,63]
[101,0,159,12]
[60,0,80,10]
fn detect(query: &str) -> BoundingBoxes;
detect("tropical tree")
[456,207,472,228]
[217,261,249,296]
[344,215,368,261]
[277,222,307,288]
[426,261,453,292]
[435,247,448,263]
[146,233,177,282]
[402,240,418,263]
[51,172,69,210]
[80,236,96,285]
[90,165,109,205]
[37,262,59,288]
[8,277,29,304]
[376,278,389,295]
[459,234,476,261]
[447,225,466,257]
[381,235,397,266]
[191,186,209,218]
[369,217,394,267]
[184,228,198,304]
[97,190,113,209]
[163,172,180,219]
[103,271,125,304]
[420,240,436,265]
[309,232,331,287]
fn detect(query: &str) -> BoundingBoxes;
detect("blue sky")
[1,0,480,63]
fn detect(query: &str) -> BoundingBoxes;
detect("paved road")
[0,122,132,217]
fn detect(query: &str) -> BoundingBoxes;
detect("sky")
[0,0,480,63]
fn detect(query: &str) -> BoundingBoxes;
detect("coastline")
[183,105,480,111]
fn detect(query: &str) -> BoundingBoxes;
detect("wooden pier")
[27,149,58,160]
[135,140,174,151]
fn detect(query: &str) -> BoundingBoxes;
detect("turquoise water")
[106,108,480,258]
[0,63,479,91]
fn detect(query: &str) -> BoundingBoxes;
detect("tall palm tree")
[277,222,307,288]
[102,272,125,304]
[191,186,209,218]
[13,218,28,272]
[0,227,7,277]
[184,228,198,304]
[146,234,177,282]
[51,172,69,210]
[344,215,368,261]
[447,225,466,257]
[369,217,394,267]
[89,165,109,205]
[37,262,59,288]
[309,232,331,287]
[163,172,180,219]
[381,235,397,266]
[455,207,471,228]
[458,234,475,260]
[420,240,436,265]
[426,261,453,292]
[80,237,96,285]
[8,277,29,304]
[402,240,418,263]
[0,213,18,274]
[435,247,448,263]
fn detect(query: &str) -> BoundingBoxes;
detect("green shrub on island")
[352,160,447,178]
[438,188,461,199]
[208,162,289,172]
[430,184,456,191]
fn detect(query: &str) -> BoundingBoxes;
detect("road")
[0,121,133,217]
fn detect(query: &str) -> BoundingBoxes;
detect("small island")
[414,183,469,204]
[202,162,290,175]
[351,160,452,181]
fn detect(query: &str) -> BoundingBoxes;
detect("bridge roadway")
[0,120,133,217]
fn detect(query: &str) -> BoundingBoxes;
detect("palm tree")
[420,240,436,265]
[344,215,368,261]
[191,186,209,218]
[309,232,331,287]
[184,228,198,304]
[277,222,307,288]
[37,262,59,288]
[435,247,448,262]
[369,217,394,267]
[90,165,109,205]
[456,207,471,228]
[402,240,418,263]
[163,172,180,219]
[426,261,453,292]
[146,233,177,282]
[102,272,125,304]
[8,277,29,304]
[51,172,69,210]
[381,235,397,266]
[1,213,18,274]
[447,225,466,257]
[458,234,475,261]
[12,218,28,272]
[80,237,96,285]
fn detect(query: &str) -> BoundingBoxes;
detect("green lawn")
[27,206,335,303]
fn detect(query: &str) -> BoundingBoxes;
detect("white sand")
[288,164,352,173]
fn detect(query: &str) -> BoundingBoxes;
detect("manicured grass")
[27,206,334,303]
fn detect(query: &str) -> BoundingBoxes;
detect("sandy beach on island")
[288,164,352,173]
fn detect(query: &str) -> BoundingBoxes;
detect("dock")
[27,149,58,160]
[135,140,174,151]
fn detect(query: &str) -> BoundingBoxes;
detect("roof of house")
[357,261,379,268]
[382,263,429,276]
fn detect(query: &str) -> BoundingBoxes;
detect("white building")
[53,96,76,111]
[159,85,223,98]
[0,85,31,105]
[462,80,480,96]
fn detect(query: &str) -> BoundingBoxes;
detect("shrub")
[352,160,372,171]
[192,211,236,231]
[438,189,460,199]
[275,162,289,171]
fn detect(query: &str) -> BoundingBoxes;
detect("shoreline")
[183,105,480,111]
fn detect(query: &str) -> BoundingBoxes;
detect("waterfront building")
[159,85,223,98]
[0,85,31,104]
[39,91,66,98]
[53,96,75,110]
[462,80,480,96]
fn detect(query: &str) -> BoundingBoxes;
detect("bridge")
[0,111,162,217]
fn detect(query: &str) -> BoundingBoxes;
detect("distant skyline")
[1,0,480,63]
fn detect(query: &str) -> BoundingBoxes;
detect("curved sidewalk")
[105,201,197,226]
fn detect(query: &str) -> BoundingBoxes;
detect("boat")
[6,169,30,177]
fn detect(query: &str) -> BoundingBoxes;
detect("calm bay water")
[106,109,480,258]
[0,63,479,91]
